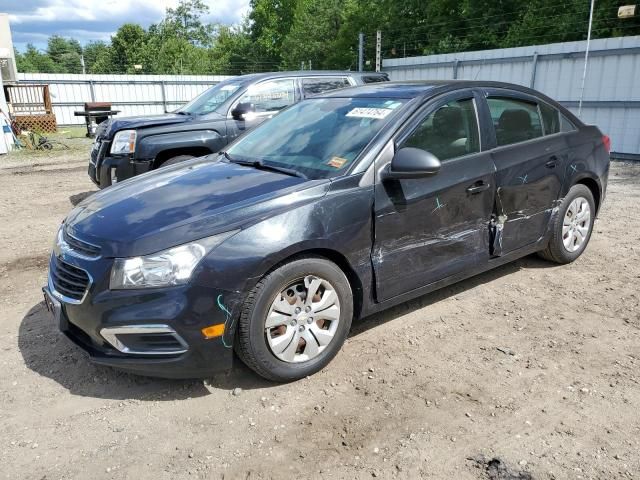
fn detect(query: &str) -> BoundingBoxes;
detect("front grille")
[91,140,110,169]
[63,230,101,258]
[51,256,90,302]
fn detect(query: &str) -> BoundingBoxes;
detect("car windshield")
[178,80,242,115]
[225,97,407,179]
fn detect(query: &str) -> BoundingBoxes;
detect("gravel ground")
[1,141,639,480]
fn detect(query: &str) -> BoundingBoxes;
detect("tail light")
[602,135,611,153]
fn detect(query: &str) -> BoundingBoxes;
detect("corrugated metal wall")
[16,73,234,125]
[383,36,640,157]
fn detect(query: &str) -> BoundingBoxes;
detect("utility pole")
[300,61,305,70]
[358,33,364,72]
[578,0,596,117]
[375,30,382,72]
[80,54,86,75]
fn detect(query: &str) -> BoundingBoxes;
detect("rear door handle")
[466,182,491,194]
[545,156,559,168]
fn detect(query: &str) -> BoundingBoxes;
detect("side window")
[560,113,577,133]
[302,77,351,96]
[540,102,577,135]
[402,98,480,161]
[362,75,388,83]
[236,79,296,114]
[487,97,543,146]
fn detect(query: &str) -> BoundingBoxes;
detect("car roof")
[231,71,388,82]
[316,80,551,100]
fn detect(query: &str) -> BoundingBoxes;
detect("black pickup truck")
[88,70,389,188]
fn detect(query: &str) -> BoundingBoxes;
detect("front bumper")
[44,255,241,378]
[89,153,152,189]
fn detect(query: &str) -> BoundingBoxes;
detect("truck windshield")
[178,81,241,115]
[226,97,407,179]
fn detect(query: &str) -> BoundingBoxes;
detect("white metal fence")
[383,35,640,158]
[17,73,234,126]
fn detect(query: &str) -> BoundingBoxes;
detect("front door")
[225,78,299,142]
[483,92,567,254]
[372,92,496,302]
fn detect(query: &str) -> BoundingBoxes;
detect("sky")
[2,0,251,51]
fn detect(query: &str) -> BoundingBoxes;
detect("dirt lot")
[1,136,639,479]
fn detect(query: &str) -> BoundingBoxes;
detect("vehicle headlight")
[110,231,238,290]
[111,129,137,155]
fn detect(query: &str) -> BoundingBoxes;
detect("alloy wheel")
[562,196,591,253]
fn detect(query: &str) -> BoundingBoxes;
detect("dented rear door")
[482,90,567,255]
[372,90,496,302]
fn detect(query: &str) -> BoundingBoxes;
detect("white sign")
[618,5,637,18]
[346,107,392,119]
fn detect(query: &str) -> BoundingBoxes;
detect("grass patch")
[3,126,92,163]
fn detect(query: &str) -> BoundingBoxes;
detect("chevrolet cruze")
[43,81,610,382]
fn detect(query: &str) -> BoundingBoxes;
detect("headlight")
[111,129,137,155]
[110,231,237,290]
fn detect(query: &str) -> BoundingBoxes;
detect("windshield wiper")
[229,157,307,179]
[176,111,192,116]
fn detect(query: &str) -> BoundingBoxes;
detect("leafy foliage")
[13,0,640,74]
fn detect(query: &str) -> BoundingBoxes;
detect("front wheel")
[235,257,353,382]
[538,184,596,264]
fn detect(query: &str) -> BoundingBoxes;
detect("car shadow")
[17,302,272,401]
[18,255,555,400]
[349,255,553,337]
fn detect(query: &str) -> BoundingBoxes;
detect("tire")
[159,155,194,167]
[538,184,595,264]
[235,257,353,382]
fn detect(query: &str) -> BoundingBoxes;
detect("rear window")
[487,97,543,146]
[302,77,351,96]
[540,103,577,135]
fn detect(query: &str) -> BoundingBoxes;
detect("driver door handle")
[466,181,491,194]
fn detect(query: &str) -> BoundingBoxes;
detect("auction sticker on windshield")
[346,107,393,119]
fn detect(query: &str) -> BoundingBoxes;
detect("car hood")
[65,158,329,257]
[100,112,223,139]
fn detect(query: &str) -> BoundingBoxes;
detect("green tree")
[209,23,255,74]
[16,44,58,73]
[46,35,83,72]
[109,23,150,73]
[82,41,110,73]
[249,0,298,66]
[281,0,345,69]
[164,0,214,46]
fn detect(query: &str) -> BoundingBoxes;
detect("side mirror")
[231,102,255,120]
[381,147,441,180]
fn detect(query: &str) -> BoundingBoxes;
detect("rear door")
[225,78,299,142]
[482,89,569,255]
[372,90,496,302]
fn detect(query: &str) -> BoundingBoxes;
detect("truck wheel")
[159,155,194,167]
[235,257,353,382]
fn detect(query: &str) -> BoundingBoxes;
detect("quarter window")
[540,102,577,135]
[402,98,480,161]
[236,79,296,114]
[302,77,351,96]
[487,97,543,146]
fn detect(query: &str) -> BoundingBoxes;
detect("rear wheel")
[538,184,595,264]
[235,257,353,382]
[159,155,194,167]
